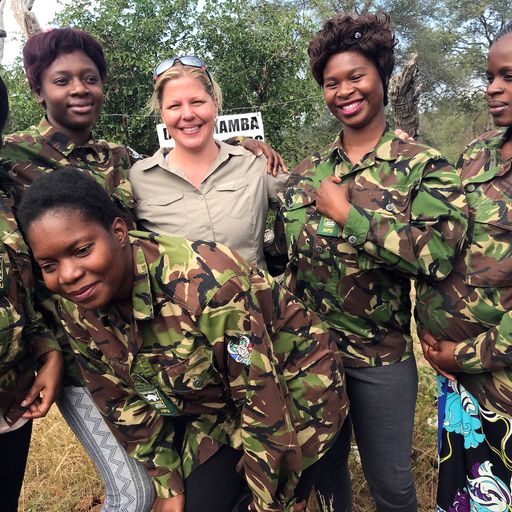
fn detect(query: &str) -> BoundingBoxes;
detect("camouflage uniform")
[416,127,512,416]
[58,231,348,511]
[278,126,468,367]
[0,117,137,385]
[416,128,512,511]
[0,190,59,425]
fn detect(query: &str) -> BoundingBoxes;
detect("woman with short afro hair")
[276,12,468,511]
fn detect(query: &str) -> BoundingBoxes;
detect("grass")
[18,362,438,511]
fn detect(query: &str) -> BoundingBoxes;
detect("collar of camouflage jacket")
[37,117,101,158]
[328,124,400,166]
[486,126,512,152]
[129,239,155,321]
[95,238,155,328]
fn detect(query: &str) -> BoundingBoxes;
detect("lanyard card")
[134,381,179,416]
[317,215,341,237]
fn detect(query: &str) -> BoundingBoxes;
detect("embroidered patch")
[227,336,253,366]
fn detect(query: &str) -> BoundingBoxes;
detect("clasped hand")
[315,176,351,226]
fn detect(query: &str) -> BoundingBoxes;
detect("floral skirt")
[436,376,512,512]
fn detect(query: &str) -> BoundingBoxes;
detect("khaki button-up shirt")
[129,141,287,269]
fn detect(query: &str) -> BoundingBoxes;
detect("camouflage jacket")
[0,117,137,386]
[58,231,348,511]
[0,191,59,424]
[416,128,512,416]
[278,127,468,368]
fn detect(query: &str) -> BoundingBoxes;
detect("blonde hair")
[150,64,223,113]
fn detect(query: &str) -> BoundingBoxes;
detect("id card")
[317,215,341,237]
[134,381,179,416]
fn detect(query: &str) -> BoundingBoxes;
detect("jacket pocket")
[464,217,512,287]
[157,344,221,395]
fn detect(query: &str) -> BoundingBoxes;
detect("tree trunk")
[12,0,41,39]
[0,0,8,64]
[389,52,420,137]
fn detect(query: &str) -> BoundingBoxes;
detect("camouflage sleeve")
[33,279,84,386]
[22,284,60,361]
[198,270,345,512]
[454,311,512,373]
[342,159,468,279]
[58,303,184,499]
[199,277,300,511]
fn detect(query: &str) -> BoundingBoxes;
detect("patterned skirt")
[436,376,512,512]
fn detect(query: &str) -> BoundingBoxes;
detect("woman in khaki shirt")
[129,57,287,270]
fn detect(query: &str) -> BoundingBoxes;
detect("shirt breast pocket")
[136,191,186,229]
[350,185,413,219]
[214,178,249,219]
[464,217,512,287]
[156,345,222,396]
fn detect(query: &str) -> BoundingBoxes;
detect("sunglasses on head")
[153,55,213,85]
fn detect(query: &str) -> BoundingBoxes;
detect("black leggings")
[0,420,33,512]
[183,423,350,512]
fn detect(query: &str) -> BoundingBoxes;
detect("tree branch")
[12,0,42,39]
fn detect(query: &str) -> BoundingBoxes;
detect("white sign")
[157,112,265,148]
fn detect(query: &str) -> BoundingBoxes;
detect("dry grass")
[19,408,103,512]
[18,364,438,512]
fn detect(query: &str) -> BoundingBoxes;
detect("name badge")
[317,215,341,237]
[134,381,179,416]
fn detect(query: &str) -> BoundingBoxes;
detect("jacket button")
[348,235,357,245]
[317,283,326,290]
[316,245,324,253]
[385,203,394,212]
[466,183,476,192]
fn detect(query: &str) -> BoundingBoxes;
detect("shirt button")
[316,245,324,253]
[385,203,394,212]
[199,195,204,200]
[348,235,357,245]
[466,184,476,192]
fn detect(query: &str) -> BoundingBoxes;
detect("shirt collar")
[483,127,512,151]
[129,239,155,321]
[36,117,99,157]
[326,124,397,167]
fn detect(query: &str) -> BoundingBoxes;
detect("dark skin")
[419,332,457,381]
[241,138,288,175]
[315,51,386,226]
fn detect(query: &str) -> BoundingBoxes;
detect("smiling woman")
[273,12,469,511]
[414,23,512,511]
[17,166,348,512]
[0,28,155,512]
[129,57,288,271]
[0,74,63,512]
[32,49,104,143]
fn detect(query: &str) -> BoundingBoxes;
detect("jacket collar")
[36,117,99,158]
